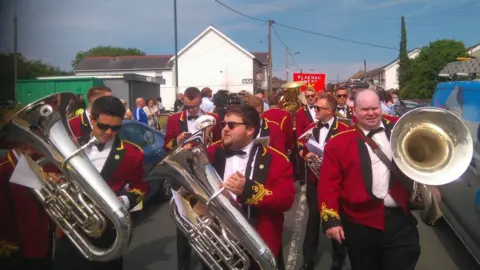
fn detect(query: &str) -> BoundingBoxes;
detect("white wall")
[384,50,420,90]
[174,30,254,96]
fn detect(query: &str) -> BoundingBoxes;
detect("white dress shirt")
[360,123,398,207]
[337,106,348,117]
[308,105,316,120]
[317,117,335,150]
[223,142,256,200]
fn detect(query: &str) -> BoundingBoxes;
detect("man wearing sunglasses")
[163,87,220,270]
[53,96,149,270]
[164,87,221,153]
[295,87,317,147]
[199,103,295,270]
[69,86,112,144]
[334,87,354,120]
[297,94,350,270]
[242,94,286,154]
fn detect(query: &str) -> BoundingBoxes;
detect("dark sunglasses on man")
[220,121,248,130]
[96,122,122,132]
[336,94,348,98]
[184,105,199,110]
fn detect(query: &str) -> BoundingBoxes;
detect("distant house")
[359,48,421,90]
[348,70,365,80]
[74,25,269,110]
[468,43,480,58]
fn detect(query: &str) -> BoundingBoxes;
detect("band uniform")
[258,119,286,154]
[263,107,294,151]
[0,150,53,270]
[318,113,420,270]
[54,96,149,270]
[298,114,350,270]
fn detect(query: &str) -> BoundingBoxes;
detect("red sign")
[293,73,327,92]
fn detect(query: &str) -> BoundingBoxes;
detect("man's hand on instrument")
[223,171,246,195]
[193,202,208,216]
[45,172,63,183]
[177,132,191,145]
[326,226,345,244]
[306,152,321,162]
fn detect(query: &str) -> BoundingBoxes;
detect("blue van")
[431,81,480,264]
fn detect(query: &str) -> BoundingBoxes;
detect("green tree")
[0,53,70,101]
[72,46,145,69]
[401,39,468,99]
[397,16,411,91]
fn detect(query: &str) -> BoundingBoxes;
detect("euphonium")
[298,123,322,179]
[148,115,277,270]
[390,107,473,212]
[0,93,132,261]
[280,81,307,128]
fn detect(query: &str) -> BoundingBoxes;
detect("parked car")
[117,120,172,202]
[430,81,480,265]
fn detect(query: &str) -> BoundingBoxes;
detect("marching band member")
[69,86,113,143]
[242,94,286,154]
[0,147,52,270]
[318,89,422,270]
[297,94,349,270]
[334,87,354,119]
[53,96,148,270]
[162,86,220,270]
[200,103,296,270]
[295,87,317,139]
[163,87,221,153]
[263,93,294,153]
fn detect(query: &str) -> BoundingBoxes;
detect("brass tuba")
[0,93,132,261]
[149,115,277,270]
[390,107,473,213]
[280,81,307,127]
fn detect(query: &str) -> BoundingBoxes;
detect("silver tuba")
[149,115,277,270]
[298,122,322,179]
[0,93,132,261]
[390,107,473,213]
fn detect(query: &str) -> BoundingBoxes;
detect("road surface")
[124,182,479,270]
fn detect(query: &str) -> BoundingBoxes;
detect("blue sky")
[0,0,478,81]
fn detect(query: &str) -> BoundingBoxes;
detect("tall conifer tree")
[398,16,410,91]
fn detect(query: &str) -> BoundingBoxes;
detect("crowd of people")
[0,83,442,270]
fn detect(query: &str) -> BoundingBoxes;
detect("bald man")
[133,97,148,124]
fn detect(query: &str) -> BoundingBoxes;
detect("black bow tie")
[309,106,316,109]
[187,115,199,121]
[367,127,385,138]
[337,107,346,111]
[225,149,247,158]
[95,142,106,152]
[318,123,329,129]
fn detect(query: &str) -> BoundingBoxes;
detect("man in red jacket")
[263,93,294,152]
[295,87,317,141]
[202,103,296,270]
[319,89,421,270]
[0,147,52,270]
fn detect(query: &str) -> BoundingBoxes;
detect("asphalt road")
[124,182,480,270]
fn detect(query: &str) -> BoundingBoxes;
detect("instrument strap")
[354,126,413,192]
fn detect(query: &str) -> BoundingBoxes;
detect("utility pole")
[13,14,18,101]
[173,0,179,95]
[268,20,273,96]
[364,60,367,72]
[285,47,288,81]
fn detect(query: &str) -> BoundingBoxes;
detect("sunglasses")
[184,105,199,110]
[96,122,122,132]
[336,94,348,98]
[306,94,316,98]
[220,121,248,129]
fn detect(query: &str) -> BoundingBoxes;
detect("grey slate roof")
[439,58,480,74]
[75,52,269,72]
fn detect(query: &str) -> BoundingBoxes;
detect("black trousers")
[176,228,193,270]
[52,230,123,270]
[2,257,51,270]
[343,208,421,270]
[302,179,346,266]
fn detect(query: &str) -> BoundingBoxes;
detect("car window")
[118,123,155,148]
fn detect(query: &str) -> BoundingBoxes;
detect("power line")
[212,0,398,50]
[272,25,299,69]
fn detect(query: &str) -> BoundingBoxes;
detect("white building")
[468,43,480,58]
[359,48,421,90]
[74,25,269,110]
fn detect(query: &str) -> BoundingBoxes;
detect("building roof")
[348,70,365,80]
[468,43,480,55]
[75,55,173,72]
[169,25,256,62]
[439,58,480,75]
[359,48,421,79]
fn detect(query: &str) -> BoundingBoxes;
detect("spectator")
[133,97,148,124]
[174,93,183,112]
[200,87,215,113]
[121,99,133,120]
[255,90,269,111]
[156,97,165,112]
[144,98,160,129]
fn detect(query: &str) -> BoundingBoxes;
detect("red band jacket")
[163,111,221,152]
[263,108,294,151]
[0,151,51,259]
[295,106,315,147]
[259,119,286,154]
[318,115,410,231]
[207,142,296,257]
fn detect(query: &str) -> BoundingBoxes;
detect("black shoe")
[299,262,314,270]
[330,260,345,270]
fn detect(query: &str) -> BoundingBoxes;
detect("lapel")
[304,106,314,123]
[80,111,92,143]
[312,124,320,143]
[245,144,271,185]
[346,106,354,119]
[325,117,339,142]
[100,136,125,183]
[259,119,270,137]
[381,116,395,139]
[178,111,188,133]
[213,144,227,179]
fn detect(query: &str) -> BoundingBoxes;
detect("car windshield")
[118,123,151,148]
